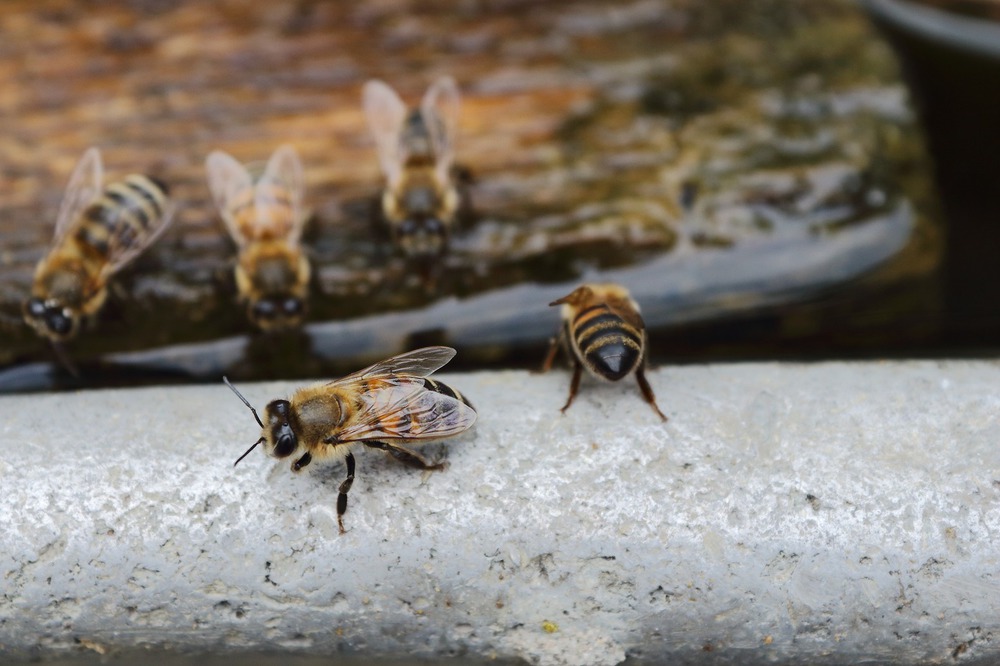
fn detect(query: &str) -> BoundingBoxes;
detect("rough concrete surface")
[1,361,999,665]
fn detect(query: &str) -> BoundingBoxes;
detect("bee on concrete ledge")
[225,346,477,533]
[541,283,667,422]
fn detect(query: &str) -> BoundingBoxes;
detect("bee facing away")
[206,145,310,331]
[225,346,477,533]
[541,283,667,422]
[23,147,173,346]
[362,77,461,258]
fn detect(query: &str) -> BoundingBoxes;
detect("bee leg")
[51,342,81,379]
[292,452,312,471]
[539,334,561,374]
[109,281,130,306]
[364,441,446,471]
[336,452,356,535]
[540,322,570,374]
[560,361,583,413]
[636,365,668,422]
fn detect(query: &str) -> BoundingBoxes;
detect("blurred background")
[0,0,997,392]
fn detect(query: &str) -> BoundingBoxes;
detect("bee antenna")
[51,342,81,378]
[223,376,264,429]
[234,437,265,467]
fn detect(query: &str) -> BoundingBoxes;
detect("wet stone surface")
[0,0,939,386]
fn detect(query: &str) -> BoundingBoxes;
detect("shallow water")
[0,0,943,391]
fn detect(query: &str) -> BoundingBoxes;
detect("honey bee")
[206,145,310,331]
[23,147,174,346]
[224,346,477,533]
[362,77,461,257]
[541,283,667,421]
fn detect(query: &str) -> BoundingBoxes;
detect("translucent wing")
[332,378,477,443]
[421,76,460,183]
[333,346,457,386]
[256,144,306,245]
[53,147,103,243]
[206,150,254,247]
[362,79,408,189]
[605,293,646,331]
[102,182,176,278]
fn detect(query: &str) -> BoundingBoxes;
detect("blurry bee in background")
[206,145,310,331]
[225,346,477,533]
[541,283,667,422]
[23,147,174,365]
[362,77,461,259]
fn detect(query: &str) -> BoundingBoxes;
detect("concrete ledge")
[2,361,999,664]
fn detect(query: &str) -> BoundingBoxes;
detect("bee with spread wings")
[23,147,174,358]
[206,144,310,331]
[362,76,461,258]
[225,346,477,533]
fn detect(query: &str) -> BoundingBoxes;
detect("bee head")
[249,296,305,331]
[396,215,448,258]
[263,399,298,459]
[23,297,79,341]
[224,377,297,467]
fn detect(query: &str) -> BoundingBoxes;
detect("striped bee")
[362,77,461,258]
[206,145,309,331]
[225,346,477,533]
[23,147,173,346]
[541,283,667,421]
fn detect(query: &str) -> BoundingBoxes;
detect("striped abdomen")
[422,377,474,410]
[74,175,169,258]
[570,305,644,381]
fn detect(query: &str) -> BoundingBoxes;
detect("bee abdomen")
[573,308,643,381]
[75,175,169,257]
[422,378,474,409]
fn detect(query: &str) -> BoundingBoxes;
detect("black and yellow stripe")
[423,377,474,410]
[572,304,643,381]
[75,174,169,258]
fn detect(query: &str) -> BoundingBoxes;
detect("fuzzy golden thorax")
[235,240,310,330]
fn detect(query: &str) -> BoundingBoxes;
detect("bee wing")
[206,150,254,247]
[53,147,104,244]
[334,346,458,384]
[333,378,477,442]
[256,144,306,245]
[606,294,646,331]
[101,191,176,279]
[421,76,460,183]
[362,79,408,188]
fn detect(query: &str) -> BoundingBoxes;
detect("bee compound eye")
[252,299,278,320]
[400,218,418,234]
[46,310,73,336]
[282,298,303,316]
[26,298,46,318]
[424,217,444,233]
[270,400,290,418]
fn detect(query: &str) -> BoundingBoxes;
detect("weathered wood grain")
[0,0,935,380]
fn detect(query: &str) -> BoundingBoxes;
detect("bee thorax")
[245,252,301,293]
[294,392,345,446]
[37,263,89,307]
